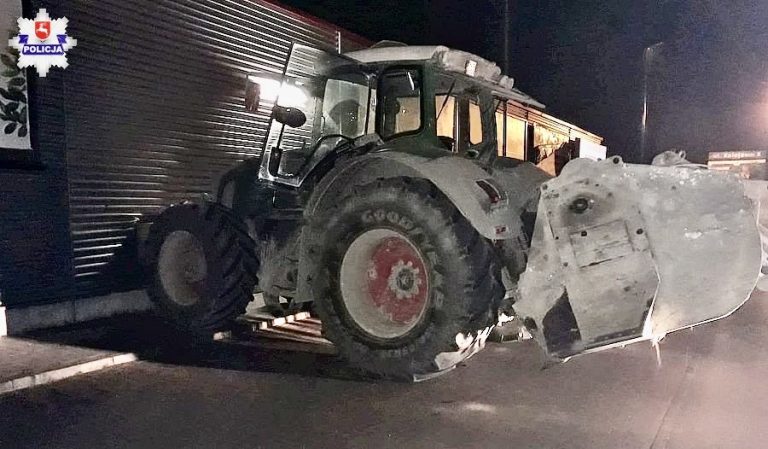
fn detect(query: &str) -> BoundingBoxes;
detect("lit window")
[378,69,422,139]
[495,103,526,160]
[469,100,483,145]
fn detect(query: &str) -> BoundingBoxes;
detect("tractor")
[142,43,761,380]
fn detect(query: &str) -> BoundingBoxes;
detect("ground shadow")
[22,313,381,383]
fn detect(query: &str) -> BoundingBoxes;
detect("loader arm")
[514,156,761,359]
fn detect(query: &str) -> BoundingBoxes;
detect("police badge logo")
[8,9,77,77]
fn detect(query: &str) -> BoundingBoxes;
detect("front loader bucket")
[514,157,761,359]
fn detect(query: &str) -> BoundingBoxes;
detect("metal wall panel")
[60,0,369,297]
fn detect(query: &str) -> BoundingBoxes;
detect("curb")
[0,353,138,395]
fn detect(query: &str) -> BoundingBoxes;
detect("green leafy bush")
[0,43,28,138]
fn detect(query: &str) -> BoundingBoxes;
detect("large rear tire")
[144,202,258,334]
[308,178,504,379]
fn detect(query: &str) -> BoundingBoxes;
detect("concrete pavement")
[0,337,136,395]
[1,294,767,449]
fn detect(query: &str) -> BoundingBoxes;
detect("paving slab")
[0,337,135,394]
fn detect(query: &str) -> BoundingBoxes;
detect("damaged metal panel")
[742,180,768,291]
[516,157,761,359]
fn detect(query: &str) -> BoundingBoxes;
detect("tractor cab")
[243,44,543,188]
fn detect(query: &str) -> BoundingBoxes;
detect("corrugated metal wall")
[59,0,368,297]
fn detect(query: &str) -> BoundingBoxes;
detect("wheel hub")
[387,260,422,300]
[340,229,430,339]
[158,230,208,307]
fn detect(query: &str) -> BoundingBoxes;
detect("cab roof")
[344,45,545,109]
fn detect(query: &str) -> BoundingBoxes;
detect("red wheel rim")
[366,236,429,324]
[340,229,430,339]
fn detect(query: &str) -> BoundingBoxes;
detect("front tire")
[308,178,503,379]
[144,202,258,334]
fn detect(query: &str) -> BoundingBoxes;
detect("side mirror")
[272,105,307,128]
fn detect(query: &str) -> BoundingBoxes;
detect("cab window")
[469,100,483,145]
[495,102,527,159]
[435,95,456,141]
[322,74,371,138]
[378,68,422,139]
[435,74,485,155]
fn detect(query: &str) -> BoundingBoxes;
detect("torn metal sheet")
[741,180,768,291]
[515,157,761,359]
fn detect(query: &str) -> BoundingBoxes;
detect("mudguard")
[306,152,523,240]
[296,152,525,303]
[515,156,761,359]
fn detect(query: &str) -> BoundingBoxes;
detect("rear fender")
[295,153,524,303]
[306,153,522,240]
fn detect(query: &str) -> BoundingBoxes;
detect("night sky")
[281,0,768,163]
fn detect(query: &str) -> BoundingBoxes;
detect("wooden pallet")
[214,311,336,355]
